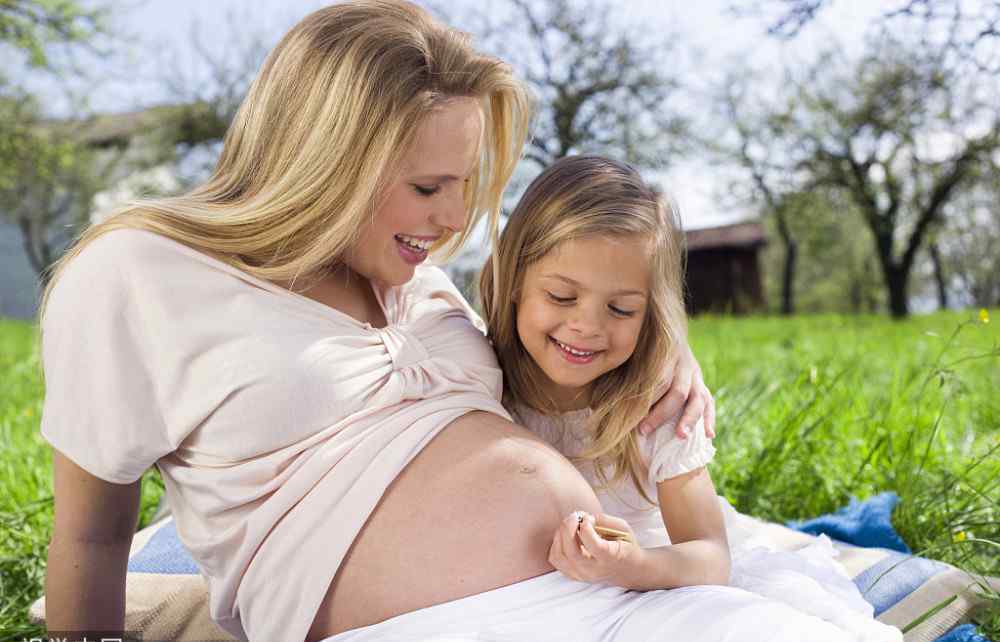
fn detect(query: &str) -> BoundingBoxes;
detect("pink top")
[40,229,509,642]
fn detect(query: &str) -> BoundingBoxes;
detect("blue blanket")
[788,492,991,642]
[936,624,991,642]
[788,491,910,553]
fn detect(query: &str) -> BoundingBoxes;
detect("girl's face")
[516,235,651,410]
[347,97,484,286]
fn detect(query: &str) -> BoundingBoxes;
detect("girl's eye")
[546,292,575,304]
[609,304,636,318]
[413,185,440,196]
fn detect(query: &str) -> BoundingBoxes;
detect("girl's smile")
[517,235,651,410]
[549,336,604,363]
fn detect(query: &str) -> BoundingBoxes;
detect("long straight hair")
[41,0,531,315]
[480,155,687,502]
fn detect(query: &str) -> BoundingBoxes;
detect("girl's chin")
[538,374,593,403]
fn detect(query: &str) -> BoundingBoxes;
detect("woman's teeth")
[396,234,433,251]
[553,338,596,356]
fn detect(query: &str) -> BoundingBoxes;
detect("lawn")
[1,311,998,640]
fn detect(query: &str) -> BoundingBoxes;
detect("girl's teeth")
[555,339,595,356]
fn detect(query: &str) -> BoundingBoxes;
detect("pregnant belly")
[306,410,602,640]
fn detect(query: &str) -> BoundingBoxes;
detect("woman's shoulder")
[48,227,235,322]
[47,229,159,312]
[62,228,199,283]
[405,264,486,330]
[408,264,461,297]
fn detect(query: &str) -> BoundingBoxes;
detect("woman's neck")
[276,266,387,328]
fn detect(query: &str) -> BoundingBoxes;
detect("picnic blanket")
[787,492,994,640]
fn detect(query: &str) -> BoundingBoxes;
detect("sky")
[25,0,887,230]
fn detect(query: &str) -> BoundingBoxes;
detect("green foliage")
[0,0,105,68]
[1,311,997,637]
[0,82,101,277]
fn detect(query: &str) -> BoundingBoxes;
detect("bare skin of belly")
[306,411,603,640]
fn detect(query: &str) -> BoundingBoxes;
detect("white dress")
[509,404,903,642]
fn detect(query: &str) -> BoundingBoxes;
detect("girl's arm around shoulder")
[45,449,141,636]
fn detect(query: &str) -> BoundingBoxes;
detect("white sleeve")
[39,233,174,484]
[644,415,716,485]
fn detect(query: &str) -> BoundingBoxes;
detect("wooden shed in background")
[683,221,767,315]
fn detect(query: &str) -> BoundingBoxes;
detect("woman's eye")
[609,304,636,318]
[413,185,440,196]
[546,292,575,304]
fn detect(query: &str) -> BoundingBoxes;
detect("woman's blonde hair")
[41,0,530,313]
[480,155,687,503]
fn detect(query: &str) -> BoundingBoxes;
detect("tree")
[705,68,806,315]
[441,0,688,171]
[0,86,99,281]
[933,177,1000,308]
[759,188,883,314]
[774,42,1000,317]
[0,1,111,283]
[0,0,105,68]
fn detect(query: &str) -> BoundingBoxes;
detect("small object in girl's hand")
[593,525,634,544]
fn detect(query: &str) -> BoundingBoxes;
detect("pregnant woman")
[40,3,859,641]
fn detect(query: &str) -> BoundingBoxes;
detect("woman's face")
[516,235,651,410]
[347,97,484,286]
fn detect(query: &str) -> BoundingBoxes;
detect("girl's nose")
[566,306,602,336]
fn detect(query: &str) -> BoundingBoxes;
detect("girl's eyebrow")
[540,274,647,298]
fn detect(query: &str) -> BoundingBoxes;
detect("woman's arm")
[45,449,141,637]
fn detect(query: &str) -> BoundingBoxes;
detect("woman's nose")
[433,188,468,234]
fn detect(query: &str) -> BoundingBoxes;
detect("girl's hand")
[638,341,715,440]
[548,511,644,588]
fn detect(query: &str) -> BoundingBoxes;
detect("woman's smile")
[394,234,438,264]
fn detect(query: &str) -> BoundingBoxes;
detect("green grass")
[691,311,1000,638]
[1,311,998,640]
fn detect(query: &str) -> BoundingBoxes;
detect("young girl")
[480,155,903,641]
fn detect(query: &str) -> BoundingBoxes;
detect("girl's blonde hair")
[41,0,530,313]
[480,155,687,503]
